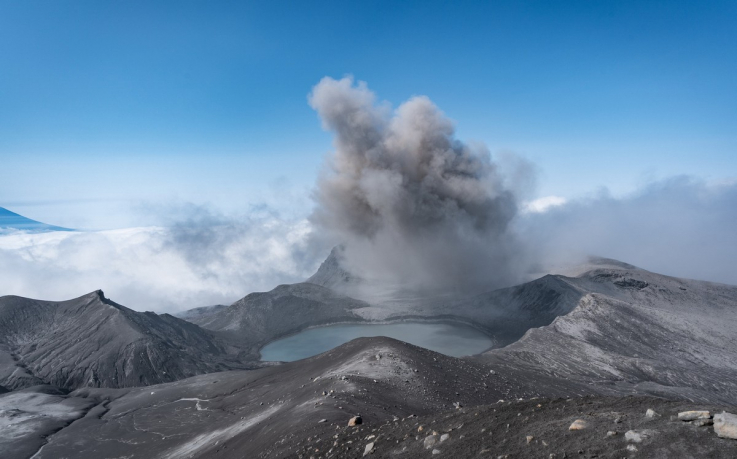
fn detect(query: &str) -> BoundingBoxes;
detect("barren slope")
[0,291,250,391]
[484,264,737,404]
[7,337,585,459]
[183,283,370,357]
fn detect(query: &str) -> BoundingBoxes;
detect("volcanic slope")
[5,337,585,459]
[303,253,737,406]
[183,253,737,388]
[321,395,737,458]
[6,337,737,459]
[0,291,250,391]
[181,282,371,358]
[482,260,737,405]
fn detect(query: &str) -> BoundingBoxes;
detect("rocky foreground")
[2,336,736,459]
[299,396,737,458]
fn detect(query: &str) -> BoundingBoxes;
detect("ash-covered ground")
[310,396,737,458]
[2,256,737,458]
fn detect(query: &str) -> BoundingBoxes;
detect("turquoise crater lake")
[259,322,494,362]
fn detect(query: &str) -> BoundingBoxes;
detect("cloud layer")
[522,177,737,285]
[1,177,735,313]
[0,211,316,313]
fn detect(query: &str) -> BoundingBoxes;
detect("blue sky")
[1,0,735,229]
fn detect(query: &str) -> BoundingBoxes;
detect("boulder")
[625,430,654,443]
[363,442,374,456]
[348,416,363,426]
[424,435,438,449]
[569,419,587,430]
[714,412,737,440]
[678,410,711,421]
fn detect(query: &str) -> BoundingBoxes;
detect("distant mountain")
[0,290,252,391]
[0,207,72,232]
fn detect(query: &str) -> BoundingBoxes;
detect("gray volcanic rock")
[322,395,737,458]
[483,264,737,404]
[449,273,585,346]
[714,411,737,439]
[306,246,362,293]
[4,337,582,459]
[174,304,228,322]
[0,291,250,391]
[7,336,737,459]
[183,282,370,357]
[0,385,97,459]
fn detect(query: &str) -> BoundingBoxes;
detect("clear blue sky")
[1,0,735,229]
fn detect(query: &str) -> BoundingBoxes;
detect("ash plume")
[308,76,530,293]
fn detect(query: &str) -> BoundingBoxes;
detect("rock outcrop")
[714,412,737,440]
[0,291,250,390]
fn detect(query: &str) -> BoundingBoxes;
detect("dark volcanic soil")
[3,258,737,459]
[303,396,737,459]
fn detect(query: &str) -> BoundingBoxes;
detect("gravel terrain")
[315,396,737,458]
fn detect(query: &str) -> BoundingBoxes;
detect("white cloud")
[0,218,319,313]
[3,176,735,314]
[521,195,567,214]
[519,177,737,286]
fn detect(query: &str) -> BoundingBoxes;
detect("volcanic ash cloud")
[308,76,528,293]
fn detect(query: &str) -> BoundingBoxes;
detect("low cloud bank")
[523,177,737,285]
[0,209,317,313]
[0,177,734,313]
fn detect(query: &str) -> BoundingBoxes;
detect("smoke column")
[308,76,528,293]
